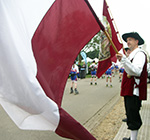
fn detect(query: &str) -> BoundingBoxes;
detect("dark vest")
[121,52,147,100]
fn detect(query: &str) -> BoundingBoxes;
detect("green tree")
[86,50,99,59]
[82,31,101,59]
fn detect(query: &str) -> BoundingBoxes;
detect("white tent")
[82,57,93,63]
[93,58,99,63]
[86,57,93,63]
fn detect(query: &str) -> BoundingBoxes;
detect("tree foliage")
[82,31,101,59]
[86,50,99,59]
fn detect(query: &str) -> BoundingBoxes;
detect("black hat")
[122,32,144,45]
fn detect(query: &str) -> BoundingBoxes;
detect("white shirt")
[89,63,98,69]
[71,64,79,73]
[120,48,146,96]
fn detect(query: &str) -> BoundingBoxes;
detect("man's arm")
[116,52,146,77]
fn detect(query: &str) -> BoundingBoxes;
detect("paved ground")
[0,75,122,140]
[113,84,150,140]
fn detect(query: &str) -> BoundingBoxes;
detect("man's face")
[126,37,138,51]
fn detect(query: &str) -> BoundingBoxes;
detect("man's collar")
[129,48,140,60]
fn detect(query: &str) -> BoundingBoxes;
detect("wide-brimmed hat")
[122,32,144,45]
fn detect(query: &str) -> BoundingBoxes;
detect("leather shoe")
[123,137,130,140]
[122,118,127,122]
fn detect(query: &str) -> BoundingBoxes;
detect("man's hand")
[116,53,123,61]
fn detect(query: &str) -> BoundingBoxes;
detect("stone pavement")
[0,75,121,140]
[113,84,150,140]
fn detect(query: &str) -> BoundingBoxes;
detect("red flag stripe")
[32,0,100,139]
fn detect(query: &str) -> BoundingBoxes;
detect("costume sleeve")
[120,52,145,77]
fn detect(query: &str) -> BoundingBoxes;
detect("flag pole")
[85,0,118,55]
[97,0,119,55]
[95,15,119,54]
[103,29,118,54]
[106,2,123,44]
[105,0,128,55]
[105,0,123,44]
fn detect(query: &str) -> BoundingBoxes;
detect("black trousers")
[124,95,142,130]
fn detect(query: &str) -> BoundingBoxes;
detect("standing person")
[116,32,147,140]
[77,62,81,78]
[111,63,115,77]
[81,61,86,79]
[119,66,124,82]
[89,60,97,85]
[105,67,112,87]
[115,64,119,74]
[70,61,79,94]
[125,47,131,57]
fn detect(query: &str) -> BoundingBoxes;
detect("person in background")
[124,47,131,57]
[105,66,112,87]
[111,63,115,77]
[80,61,86,79]
[116,32,147,140]
[89,60,98,85]
[115,64,119,74]
[70,61,79,95]
[119,66,124,82]
[77,62,81,78]
[82,61,86,69]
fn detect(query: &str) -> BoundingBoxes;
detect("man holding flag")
[2,0,142,139]
[116,32,147,140]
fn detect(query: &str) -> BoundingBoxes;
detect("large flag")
[0,0,102,139]
[96,0,123,78]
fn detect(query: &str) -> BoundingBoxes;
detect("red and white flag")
[0,0,102,139]
[96,0,123,78]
